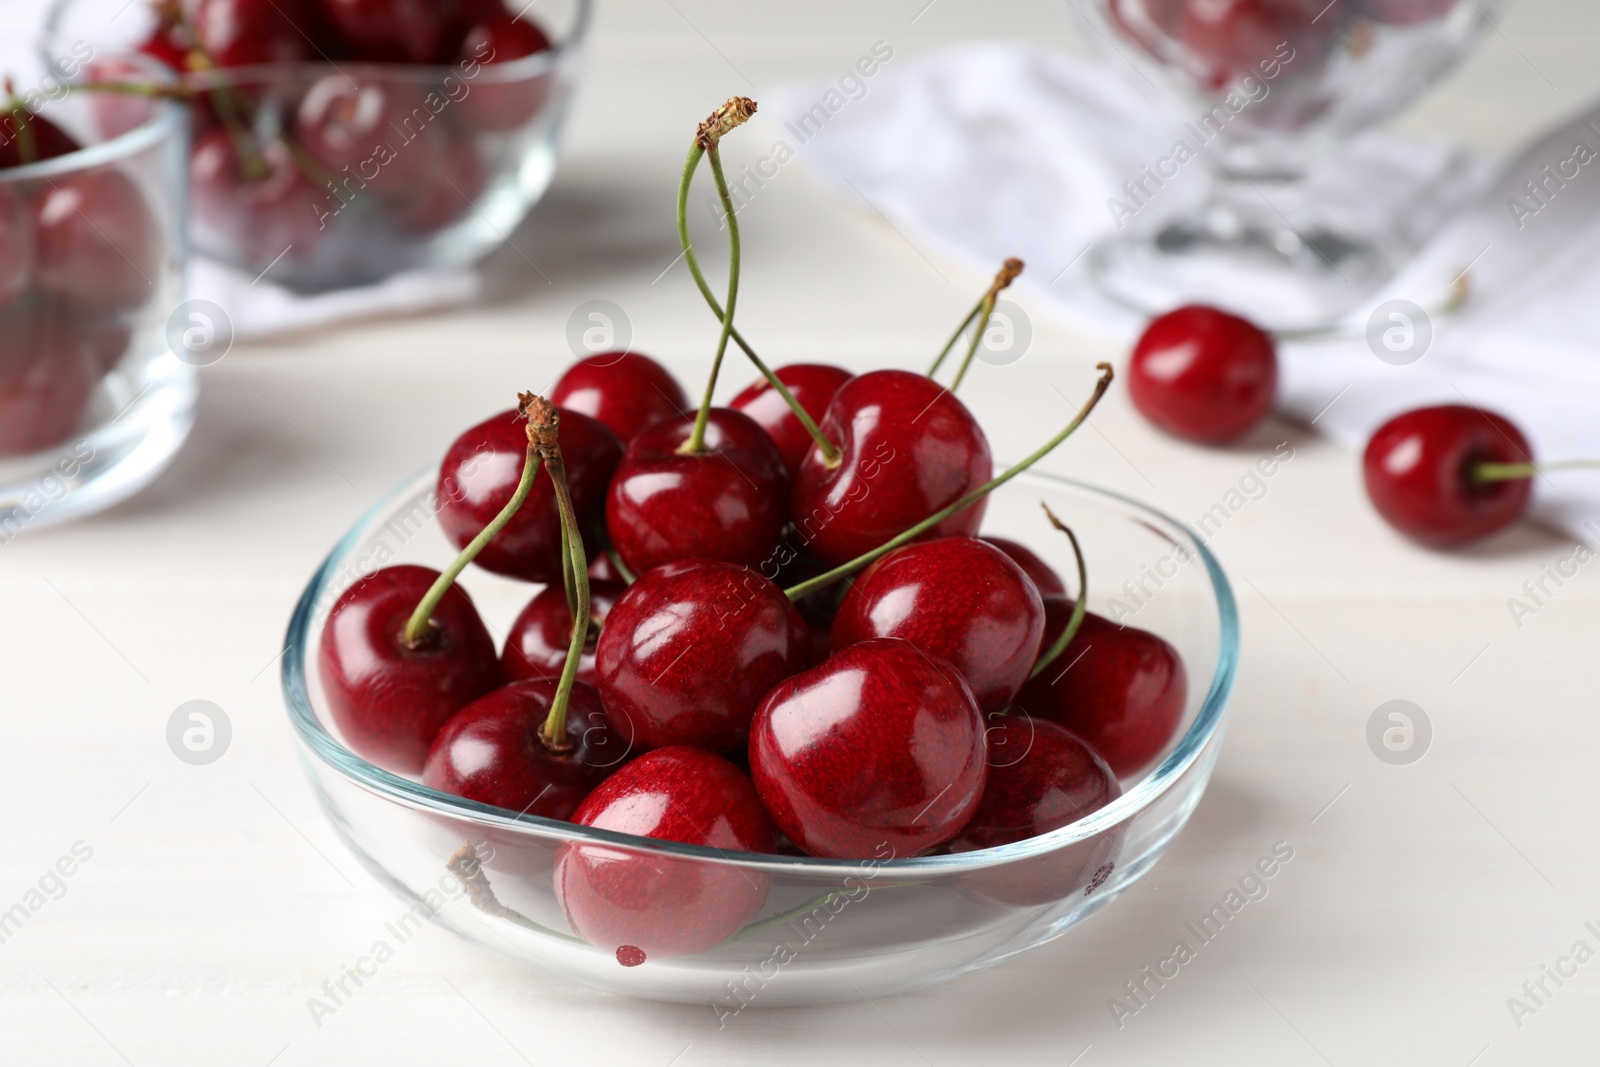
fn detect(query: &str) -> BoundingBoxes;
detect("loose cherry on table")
[1360,404,1562,547]
[792,369,994,567]
[730,363,853,479]
[948,715,1121,906]
[594,559,810,752]
[549,352,690,445]
[749,637,988,859]
[437,405,621,582]
[502,579,624,686]
[831,536,1045,713]
[457,13,554,132]
[1128,304,1278,445]
[983,535,1067,597]
[422,678,620,820]
[32,169,162,317]
[1014,596,1188,778]
[555,746,776,964]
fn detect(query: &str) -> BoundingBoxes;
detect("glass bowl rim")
[281,465,1238,878]
[43,0,591,88]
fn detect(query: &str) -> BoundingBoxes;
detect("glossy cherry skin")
[1362,405,1534,546]
[0,186,31,308]
[317,0,460,63]
[457,14,554,132]
[792,369,992,567]
[436,406,622,583]
[194,0,319,67]
[605,409,790,575]
[949,715,1121,905]
[422,679,623,820]
[983,535,1066,597]
[294,75,439,200]
[1015,597,1187,778]
[555,747,776,962]
[1129,305,1277,444]
[550,352,688,444]
[730,363,853,479]
[0,108,81,169]
[502,580,624,685]
[749,637,987,859]
[831,537,1044,713]
[189,128,328,263]
[318,564,501,775]
[595,560,809,752]
[0,307,100,456]
[32,169,162,317]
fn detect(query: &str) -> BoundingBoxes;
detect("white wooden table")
[3,2,1597,1063]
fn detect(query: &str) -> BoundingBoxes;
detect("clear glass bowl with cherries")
[46,0,591,292]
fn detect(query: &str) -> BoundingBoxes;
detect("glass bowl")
[0,42,194,536]
[45,0,590,292]
[281,467,1238,1005]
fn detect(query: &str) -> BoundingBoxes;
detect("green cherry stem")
[2,81,39,166]
[1028,503,1088,679]
[403,399,542,646]
[529,396,591,751]
[674,97,841,466]
[1475,459,1600,483]
[930,258,1023,386]
[785,361,1114,601]
[679,139,743,456]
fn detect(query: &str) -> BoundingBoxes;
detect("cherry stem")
[63,80,192,101]
[680,142,742,456]
[530,396,590,752]
[930,258,1023,388]
[403,404,542,647]
[785,361,1115,601]
[1475,459,1600,483]
[674,97,842,466]
[1028,503,1088,679]
[3,80,39,166]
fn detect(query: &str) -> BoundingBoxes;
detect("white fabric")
[771,42,1600,541]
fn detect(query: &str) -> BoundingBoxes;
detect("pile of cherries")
[0,101,159,455]
[1125,304,1592,546]
[318,99,1188,965]
[126,0,552,267]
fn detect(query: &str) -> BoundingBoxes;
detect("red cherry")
[193,0,319,67]
[0,185,32,307]
[604,409,790,575]
[189,128,328,264]
[436,406,622,583]
[33,169,162,317]
[555,746,776,961]
[318,564,501,775]
[138,20,193,71]
[549,352,688,444]
[389,132,486,233]
[587,551,621,582]
[595,559,809,752]
[729,363,853,479]
[502,580,624,685]
[792,369,992,567]
[0,108,81,170]
[1180,0,1333,92]
[456,14,554,132]
[749,637,988,859]
[0,307,100,456]
[294,75,438,201]
[1129,304,1277,444]
[1362,405,1533,546]
[1015,598,1187,778]
[948,715,1122,905]
[316,0,460,63]
[422,678,621,819]
[832,537,1045,713]
[983,535,1066,597]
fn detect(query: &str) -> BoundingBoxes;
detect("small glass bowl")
[0,44,193,536]
[282,468,1238,1005]
[46,0,590,292]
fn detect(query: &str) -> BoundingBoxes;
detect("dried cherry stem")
[679,129,744,455]
[1475,459,1600,483]
[929,258,1023,387]
[1028,503,1088,679]
[785,361,1114,601]
[530,396,591,752]
[403,398,542,646]
[674,97,841,466]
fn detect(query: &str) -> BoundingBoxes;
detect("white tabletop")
[4,1,1598,1064]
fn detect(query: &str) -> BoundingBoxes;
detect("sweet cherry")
[749,637,987,859]
[1179,0,1332,92]
[0,185,31,307]
[1129,304,1277,444]
[549,351,689,444]
[193,0,320,67]
[595,559,809,752]
[984,535,1067,596]
[555,746,776,962]
[0,107,81,169]
[317,0,459,64]
[457,14,554,132]
[294,74,439,201]
[730,363,853,479]
[32,169,162,317]
[0,308,99,455]
[189,128,327,264]
[502,580,624,685]
[832,537,1045,713]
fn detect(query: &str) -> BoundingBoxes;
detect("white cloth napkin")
[769,41,1600,543]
